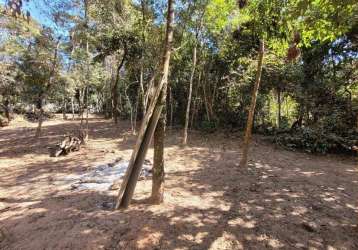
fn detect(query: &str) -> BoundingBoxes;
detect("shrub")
[274,127,357,154]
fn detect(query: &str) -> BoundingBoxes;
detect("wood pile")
[49,135,82,157]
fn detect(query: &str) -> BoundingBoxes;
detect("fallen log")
[0,115,9,127]
[49,135,82,157]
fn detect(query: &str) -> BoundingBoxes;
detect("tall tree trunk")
[276,88,281,129]
[140,0,147,115]
[116,0,174,209]
[112,49,127,124]
[151,92,166,203]
[124,84,134,134]
[169,86,174,128]
[79,89,84,125]
[71,96,75,120]
[140,65,146,114]
[203,78,211,122]
[62,97,67,120]
[35,40,60,138]
[35,95,44,138]
[239,40,265,168]
[134,88,140,134]
[191,70,201,128]
[85,40,89,133]
[183,45,197,145]
[85,87,89,141]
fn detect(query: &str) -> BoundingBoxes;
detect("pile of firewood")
[49,135,82,157]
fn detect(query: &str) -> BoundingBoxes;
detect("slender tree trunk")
[286,97,289,118]
[140,0,147,115]
[35,40,60,138]
[3,99,10,122]
[276,88,281,129]
[116,0,174,209]
[35,109,44,138]
[112,50,127,124]
[239,40,265,168]
[191,71,201,128]
[71,96,75,120]
[77,89,82,118]
[151,92,166,203]
[96,94,100,113]
[85,41,89,135]
[203,79,211,122]
[112,70,120,124]
[62,97,67,120]
[85,87,89,140]
[35,96,44,138]
[124,85,134,134]
[134,88,140,134]
[79,89,84,125]
[140,65,146,114]
[169,86,174,128]
[183,45,197,145]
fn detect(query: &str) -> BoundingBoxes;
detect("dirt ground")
[0,115,357,250]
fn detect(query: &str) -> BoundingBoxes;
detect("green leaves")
[204,0,236,33]
[287,0,358,46]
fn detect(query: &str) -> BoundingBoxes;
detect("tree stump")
[49,135,82,157]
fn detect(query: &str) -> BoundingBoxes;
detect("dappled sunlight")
[1,118,357,249]
[228,217,256,229]
[209,232,244,250]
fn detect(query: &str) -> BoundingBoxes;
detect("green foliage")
[0,0,357,156]
[199,120,218,133]
[287,0,358,46]
[274,127,357,154]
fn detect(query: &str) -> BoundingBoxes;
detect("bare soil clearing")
[0,116,357,250]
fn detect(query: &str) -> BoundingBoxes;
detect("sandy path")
[0,116,357,249]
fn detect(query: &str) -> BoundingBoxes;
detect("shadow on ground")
[0,117,357,249]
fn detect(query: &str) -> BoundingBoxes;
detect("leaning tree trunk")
[115,0,174,209]
[151,90,167,203]
[239,40,265,168]
[183,45,197,145]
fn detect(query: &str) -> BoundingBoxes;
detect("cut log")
[49,135,82,157]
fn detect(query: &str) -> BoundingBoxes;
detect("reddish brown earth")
[0,115,357,250]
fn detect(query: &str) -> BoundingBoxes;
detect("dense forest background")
[0,0,357,154]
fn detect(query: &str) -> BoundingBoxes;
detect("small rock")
[302,221,319,232]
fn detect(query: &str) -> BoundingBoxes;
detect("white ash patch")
[54,158,152,191]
